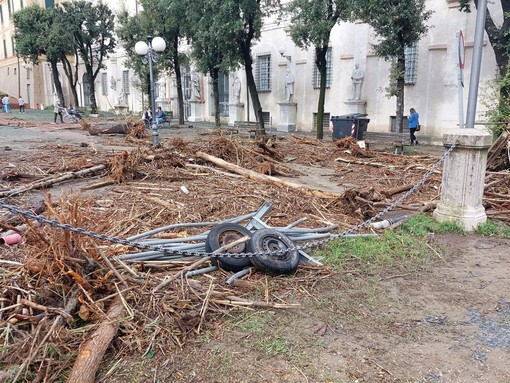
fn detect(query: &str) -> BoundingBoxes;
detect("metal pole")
[147,36,159,146]
[465,0,487,129]
[457,31,465,129]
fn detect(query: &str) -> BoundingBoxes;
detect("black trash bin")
[331,113,370,141]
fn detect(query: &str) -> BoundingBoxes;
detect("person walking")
[2,95,11,113]
[408,107,420,146]
[54,100,64,123]
[18,96,25,113]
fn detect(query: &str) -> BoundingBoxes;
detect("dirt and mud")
[1,115,509,382]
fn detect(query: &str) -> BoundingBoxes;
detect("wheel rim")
[218,230,247,253]
[260,236,291,260]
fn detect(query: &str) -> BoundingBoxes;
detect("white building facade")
[1,0,503,142]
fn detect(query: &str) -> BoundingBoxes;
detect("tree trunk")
[210,68,221,127]
[61,55,80,107]
[66,297,124,383]
[396,56,406,134]
[173,35,185,125]
[196,151,341,198]
[50,59,65,106]
[241,44,265,134]
[315,45,329,140]
[86,64,98,114]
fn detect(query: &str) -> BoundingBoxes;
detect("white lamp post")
[135,35,166,146]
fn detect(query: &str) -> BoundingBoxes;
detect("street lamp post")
[135,35,166,146]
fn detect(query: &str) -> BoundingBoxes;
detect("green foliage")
[60,0,116,113]
[357,0,432,60]
[285,0,351,139]
[13,5,53,63]
[476,220,510,238]
[480,69,510,137]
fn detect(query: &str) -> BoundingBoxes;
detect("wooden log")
[66,296,124,383]
[88,123,131,136]
[487,131,509,169]
[382,184,413,197]
[0,164,107,197]
[196,151,342,198]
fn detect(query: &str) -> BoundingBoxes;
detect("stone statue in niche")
[350,63,365,101]
[232,76,241,104]
[284,69,295,102]
[191,73,201,101]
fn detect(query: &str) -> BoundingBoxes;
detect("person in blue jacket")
[408,108,420,146]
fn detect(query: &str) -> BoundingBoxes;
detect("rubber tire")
[249,229,299,275]
[205,223,253,272]
[63,114,74,123]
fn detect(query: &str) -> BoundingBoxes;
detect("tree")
[235,0,280,133]
[60,1,116,114]
[187,0,243,127]
[117,0,187,125]
[286,0,351,139]
[459,0,510,99]
[13,5,67,105]
[357,0,432,133]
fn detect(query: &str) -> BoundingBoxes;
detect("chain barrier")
[0,141,457,259]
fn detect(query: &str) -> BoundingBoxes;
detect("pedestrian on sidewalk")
[54,100,64,123]
[18,96,25,113]
[408,108,420,146]
[2,95,11,113]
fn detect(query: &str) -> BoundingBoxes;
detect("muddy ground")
[1,115,509,382]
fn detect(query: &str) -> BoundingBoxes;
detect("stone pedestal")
[277,102,297,132]
[187,100,203,122]
[228,103,244,126]
[156,98,171,112]
[433,128,492,231]
[344,100,366,114]
[114,104,129,115]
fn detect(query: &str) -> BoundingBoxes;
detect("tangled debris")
[1,128,509,381]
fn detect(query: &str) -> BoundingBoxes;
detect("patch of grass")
[229,312,292,356]
[398,214,465,235]
[317,230,431,271]
[315,214,465,271]
[476,220,510,239]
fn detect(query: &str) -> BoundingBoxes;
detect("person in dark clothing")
[408,108,420,146]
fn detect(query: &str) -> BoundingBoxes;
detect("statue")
[158,81,167,99]
[191,72,201,101]
[232,76,241,104]
[350,63,364,101]
[284,69,295,102]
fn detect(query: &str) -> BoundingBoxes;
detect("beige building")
[1,0,503,142]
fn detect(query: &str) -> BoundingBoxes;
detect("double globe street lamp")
[135,36,166,146]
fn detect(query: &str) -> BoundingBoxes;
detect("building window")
[256,54,271,92]
[313,48,332,89]
[7,0,11,15]
[13,67,16,75]
[26,67,30,80]
[3,40,6,59]
[20,0,24,8]
[122,70,130,94]
[313,112,330,130]
[0,6,3,24]
[405,43,418,84]
[101,72,108,96]
[45,0,54,9]
[11,37,15,56]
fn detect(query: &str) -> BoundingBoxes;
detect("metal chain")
[0,141,457,259]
